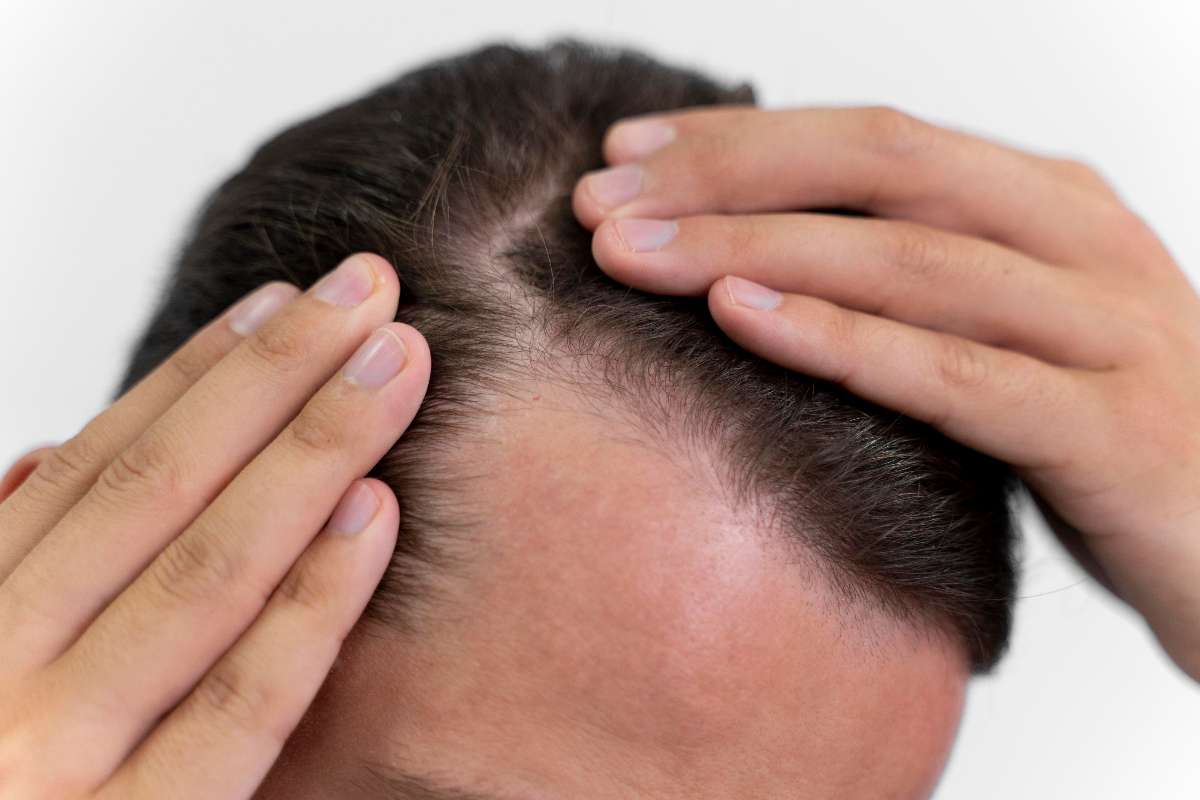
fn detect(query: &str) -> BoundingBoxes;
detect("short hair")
[119,38,1020,672]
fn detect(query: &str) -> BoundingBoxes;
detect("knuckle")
[1105,204,1156,245]
[193,657,280,741]
[286,402,350,457]
[1114,300,1173,362]
[37,431,105,490]
[1093,203,1165,266]
[825,302,860,351]
[243,316,311,375]
[821,306,864,386]
[887,226,951,282]
[164,341,213,386]
[1054,157,1110,189]
[95,433,181,506]
[1067,277,1176,368]
[933,336,991,390]
[859,105,936,159]
[276,559,337,618]
[149,531,242,607]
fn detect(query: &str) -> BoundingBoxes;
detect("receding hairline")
[366,372,971,675]
[117,37,1019,672]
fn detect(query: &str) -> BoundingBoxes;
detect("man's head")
[121,38,1020,798]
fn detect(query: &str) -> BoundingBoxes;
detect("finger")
[1029,491,1124,601]
[707,276,1102,471]
[1027,155,1124,202]
[604,109,1118,203]
[97,479,398,800]
[0,282,298,580]
[592,212,1134,369]
[0,444,56,504]
[0,254,396,672]
[572,105,1152,269]
[42,322,428,782]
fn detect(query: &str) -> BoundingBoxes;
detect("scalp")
[120,38,1020,671]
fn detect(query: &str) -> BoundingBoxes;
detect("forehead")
[258,390,969,799]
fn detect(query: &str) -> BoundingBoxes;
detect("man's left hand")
[572,104,1200,681]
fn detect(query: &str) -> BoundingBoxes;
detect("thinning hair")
[120,38,1020,671]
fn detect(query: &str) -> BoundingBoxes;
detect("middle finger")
[591,212,1135,369]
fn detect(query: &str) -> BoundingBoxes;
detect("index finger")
[571,105,1150,269]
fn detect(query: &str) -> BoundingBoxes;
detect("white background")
[1,1,1197,797]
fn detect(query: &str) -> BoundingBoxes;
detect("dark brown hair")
[119,38,1020,671]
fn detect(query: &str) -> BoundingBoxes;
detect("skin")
[254,385,969,799]
[573,105,1200,682]
[0,254,432,797]
[0,103,1196,797]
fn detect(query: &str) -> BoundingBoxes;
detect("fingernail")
[614,219,678,252]
[725,276,782,311]
[313,255,377,307]
[610,118,677,159]
[327,481,380,535]
[227,283,294,335]
[585,164,643,209]
[343,327,408,388]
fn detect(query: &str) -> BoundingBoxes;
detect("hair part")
[120,38,1021,671]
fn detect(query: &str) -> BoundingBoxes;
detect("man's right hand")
[0,253,429,799]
